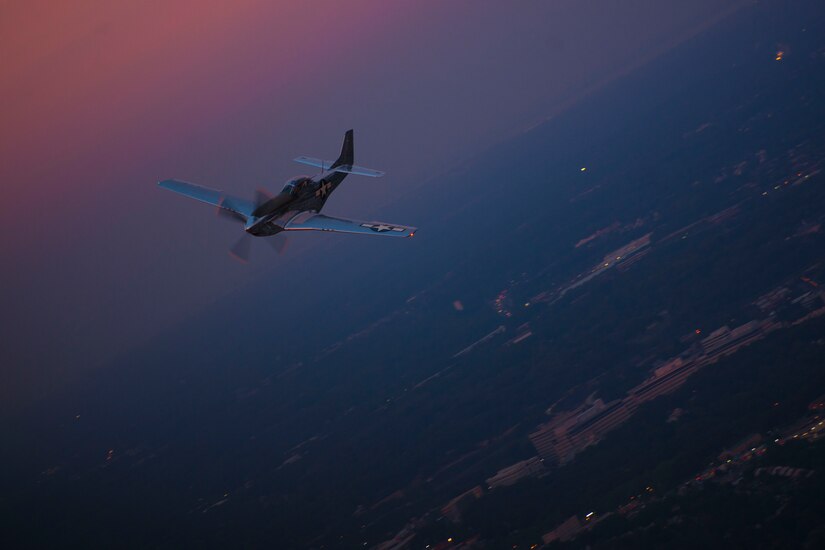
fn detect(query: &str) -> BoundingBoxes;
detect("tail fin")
[292,130,384,176]
[331,129,354,168]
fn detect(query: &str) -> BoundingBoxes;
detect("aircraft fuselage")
[245,169,347,237]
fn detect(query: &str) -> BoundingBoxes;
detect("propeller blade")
[267,234,289,255]
[229,234,252,263]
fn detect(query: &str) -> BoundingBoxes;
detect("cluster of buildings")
[754,465,815,479]
[756,279,825,319]
[440,486,484,523]
[529,317,781,466]
[699,320,780,360]
[541,511,608,545]
[555,233,653,300]
[529,397,634,465]
[485,456,544,489]
[386,276,825,549]
[541,515,584,545]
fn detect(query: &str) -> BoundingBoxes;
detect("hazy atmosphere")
[4,1,825,548]
[1,0,740,408]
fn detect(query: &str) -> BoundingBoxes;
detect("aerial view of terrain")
[2,1,825,548]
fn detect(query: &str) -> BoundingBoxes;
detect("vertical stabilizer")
[331,129,354,168]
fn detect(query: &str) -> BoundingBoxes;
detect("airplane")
[158,130,417,261]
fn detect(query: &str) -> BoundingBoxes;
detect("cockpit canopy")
[282,176,312,196]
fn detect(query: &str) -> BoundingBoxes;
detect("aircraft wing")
[283,212,416,237]
[158,179,255,219]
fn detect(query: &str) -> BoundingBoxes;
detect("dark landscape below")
[4,2,825,548]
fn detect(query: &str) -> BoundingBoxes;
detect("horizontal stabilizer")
[293,156,384,177]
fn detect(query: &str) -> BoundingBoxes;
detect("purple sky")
[0,0,745,408]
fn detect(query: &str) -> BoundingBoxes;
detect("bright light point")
[775,51,784,61]
[447,537,453,542]
[580,167,587,172]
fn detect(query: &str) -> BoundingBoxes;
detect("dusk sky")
[1,0,744,409]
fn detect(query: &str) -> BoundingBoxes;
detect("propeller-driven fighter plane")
[158,130,416,261]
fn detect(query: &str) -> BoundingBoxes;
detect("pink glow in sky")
[0,0,745,407]
[1,1,415,219]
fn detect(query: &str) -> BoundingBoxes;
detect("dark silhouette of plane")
[159,130,416,261]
